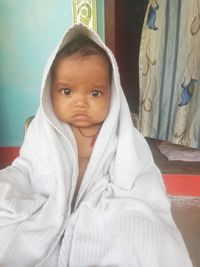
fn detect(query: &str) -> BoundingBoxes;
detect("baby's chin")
[69,121,103,130]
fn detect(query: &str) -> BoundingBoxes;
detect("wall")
[96,0,105,40]
[0,0,72,148]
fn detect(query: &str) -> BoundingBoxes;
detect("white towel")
[0,24,193,267]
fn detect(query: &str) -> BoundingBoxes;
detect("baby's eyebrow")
[54,82,71,87]
[92,83,109,90]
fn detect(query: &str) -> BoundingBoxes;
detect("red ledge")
[0,147,20,169]
[162,174,200,197]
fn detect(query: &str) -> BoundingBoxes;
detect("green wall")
[0,0,73,146]
[97,0,105,41]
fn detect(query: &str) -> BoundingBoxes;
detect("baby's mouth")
[72,113,91,121]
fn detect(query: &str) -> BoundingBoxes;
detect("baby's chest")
[77,139,93,159]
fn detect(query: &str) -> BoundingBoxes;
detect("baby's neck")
[71,125,102,170]
[71,124,102,151]
[70,124,102,197]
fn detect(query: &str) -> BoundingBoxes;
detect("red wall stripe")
[0,147,199,196]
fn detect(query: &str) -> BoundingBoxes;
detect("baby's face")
[51,54,111,128]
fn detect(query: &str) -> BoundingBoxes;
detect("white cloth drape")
[0,23,193,266]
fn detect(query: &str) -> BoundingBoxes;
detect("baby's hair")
[51,35,112,79]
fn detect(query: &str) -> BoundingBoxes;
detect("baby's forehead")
[51,36,112,80]
[52,52,112,86]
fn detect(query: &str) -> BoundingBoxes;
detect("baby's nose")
[74,94,88,108]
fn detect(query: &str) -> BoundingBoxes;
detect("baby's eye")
[60,88,72,96]
[90,90,102,97]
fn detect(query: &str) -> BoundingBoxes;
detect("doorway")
[105,0,148,113]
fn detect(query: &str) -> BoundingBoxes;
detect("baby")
[0,24,193,267]
[50,36,111,202]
